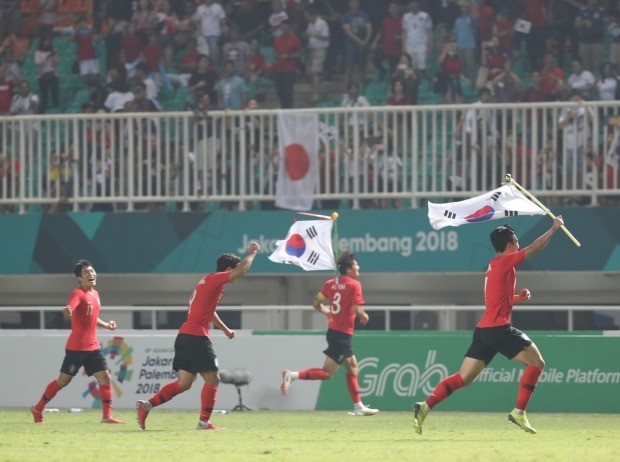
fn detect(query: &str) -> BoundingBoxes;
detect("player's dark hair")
[490,225,516,252]
[337,251,356,275]
[73,259,93,277]
[217,253,241,272]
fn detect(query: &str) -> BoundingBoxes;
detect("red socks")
[148,381,182,407]
[346,373,361,404]
[99,384,113,419]
[426,373,465,409]
[516,366,543,411]
[199,384,218,423]
[35,380,62,412]
[298,368,328,380]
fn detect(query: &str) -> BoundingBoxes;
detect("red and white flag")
[428,184,545,230]
[275,112,319,211]
[268,219,336,271]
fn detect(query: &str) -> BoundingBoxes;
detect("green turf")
[1,409,619,461]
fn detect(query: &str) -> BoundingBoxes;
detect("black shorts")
[172,333,218,375]
[465,325,533,364]
[323,329,354,364]
[60,349,108,376]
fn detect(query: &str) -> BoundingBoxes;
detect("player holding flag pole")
[504,174,581,247]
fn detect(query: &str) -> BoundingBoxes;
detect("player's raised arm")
[523,216,564,260]
[229,241,260,281]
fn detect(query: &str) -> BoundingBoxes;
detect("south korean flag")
[268,219,336,271]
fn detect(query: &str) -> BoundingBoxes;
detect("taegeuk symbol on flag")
[268,219,336,271]
[427,184,545,230]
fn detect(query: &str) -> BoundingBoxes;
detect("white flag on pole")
[275,112,319,211]
[427,184,545,230]
[268,219,335,271]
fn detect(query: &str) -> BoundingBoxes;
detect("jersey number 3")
[330,292,342,315]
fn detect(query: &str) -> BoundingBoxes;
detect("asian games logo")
[82,336,134,408]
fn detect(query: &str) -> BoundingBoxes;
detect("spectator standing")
[217,60,247,110]
[598,62,619,102]
[247,39,267,84]
[304,7,330,104]
[549,0,580,68]
[0,0,21,38]
[341,0,372,89]
[540,53,566,100]
[575,0,608,77]
[132,0,160,33]
[222,27,251,76]
[188,55,219,103]
[133,63,159,100]
[402,1,433,83]
[34,37,60,114]
[438,41,465,104]
[272,21,301,109]
[567,58,596,98]
[120,23,143,68]
[493,10,517,60]
[391,53,420,104]
[0,65,13,115]
[453,2,477,84]
[230,0,264,43]
[522,0,550,72]
[73,16,100,86]
[38,0,57,38]
[193,0,226,66]
[268,0,289,39]
[371,2,402,82]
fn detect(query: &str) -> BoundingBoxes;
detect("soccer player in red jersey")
[280,251,379,416]
[136,242,260,430]
[30,260,124,424]
[412,216,564,435]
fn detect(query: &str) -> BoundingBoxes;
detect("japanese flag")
[427,184,545,230]
[275,112,319,211]
[268,219,336,271]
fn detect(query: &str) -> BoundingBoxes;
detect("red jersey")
[0,80,13,114]
[65,287,102,351]
[178,271,231,337]
[478,249,526,328]
[320,276,365,335]
[273,33,301,73]
[379,16,403,57]
[75,28,96,61]
[142,44,162,72]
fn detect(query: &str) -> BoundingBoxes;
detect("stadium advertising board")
[1,332,618,413]
[0,208,618,273]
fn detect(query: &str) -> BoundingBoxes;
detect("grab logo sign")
[358,350,448,397]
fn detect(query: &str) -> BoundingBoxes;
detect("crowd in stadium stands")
[1,0,620,213]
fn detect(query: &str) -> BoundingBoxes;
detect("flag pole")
[504,174,581,247]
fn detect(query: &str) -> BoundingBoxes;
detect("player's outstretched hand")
[248,241,261,254]
[108,320,117,331]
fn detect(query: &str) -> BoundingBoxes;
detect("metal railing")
[1,101,619,213]
[1,305,618,331]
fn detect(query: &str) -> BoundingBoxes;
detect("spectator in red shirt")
[523,0,550,72]
[272,20,301,108]
[141,32,163,75]
[481,36,507,82]
[474,0,496,45]
[247,38,267,84]
[371,2,402,81]
[540,53,566,100]
[120,23,143,67]
[0,65,14,114]
[493,10,517,59]
[73,16,99,86]
[438,40,464,104]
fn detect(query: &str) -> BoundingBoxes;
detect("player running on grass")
[281,251,378,416]
[31,260,124,424]
[412,216,564,435]
[136,242,260,431]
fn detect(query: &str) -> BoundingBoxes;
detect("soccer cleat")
[508,409,537,434]
[30,406,43,423]
[353,403,379,416]
[101,417,126,424]
[197,421,226,430]
[412,402,429,435]
[136,400,151,430]
[281,370,293,395]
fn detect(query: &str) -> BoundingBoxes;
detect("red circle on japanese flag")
[284,143,310,181]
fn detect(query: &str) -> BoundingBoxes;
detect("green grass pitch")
[1,409,619,461]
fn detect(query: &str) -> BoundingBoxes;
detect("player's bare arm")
[354,305,369,326]
[312,293,330,317]
[97,318,117,330]
[212,312,235,339]
[513,288,532,303]
[229,241,260,281]
[523,215,564,260]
